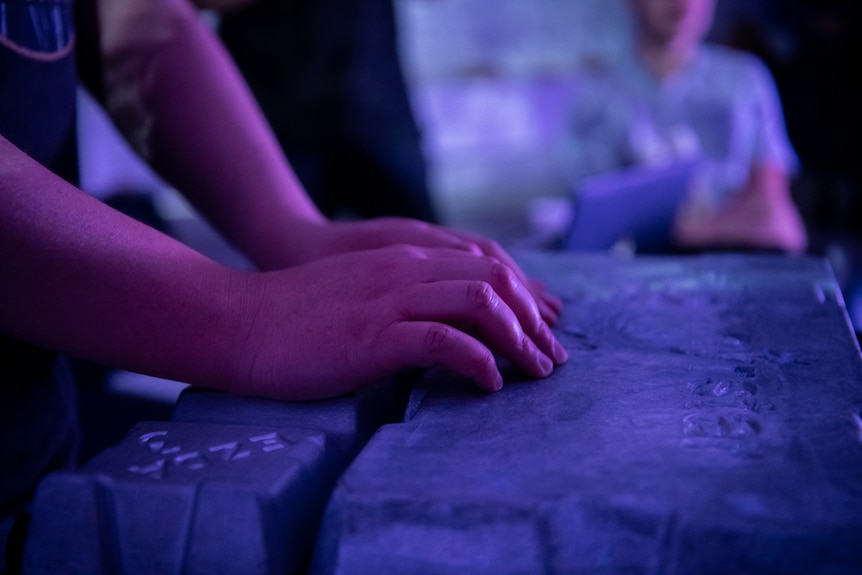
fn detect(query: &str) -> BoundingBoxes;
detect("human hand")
[278,217,564,326]
[225,245,568,400]
[673,186,807,253]
[673,165,807,253]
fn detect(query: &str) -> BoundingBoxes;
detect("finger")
[398,280,556,379]
[381,223,561,325]
[444,229,563,324]
[373,321,503,392]
[407,254,568,365]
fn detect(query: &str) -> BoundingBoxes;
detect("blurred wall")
[396,0,631,242]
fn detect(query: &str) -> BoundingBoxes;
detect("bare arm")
[0,136,247,389]
[0,0,569,400]
[674,164,807,253]
[97,0,324,270]
[96,0,563,321]
[1,136,566,399]
[1,0,567,400]
[96,0,560,323]
[0,138,565,399]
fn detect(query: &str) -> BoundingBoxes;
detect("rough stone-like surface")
[172,374,414,459]
[311,253,862,575]
[24,374,414,575]
[24,421,331,575]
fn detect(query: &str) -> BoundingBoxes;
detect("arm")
[1,136,566,399]
[0,136,246,391]
[96,0,562,321]
[97,0,324,269]
[673,55,807,254]
[673,163,807,253]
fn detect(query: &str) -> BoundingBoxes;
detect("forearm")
[97,0,325,270]
[2,132,567,400]
[1,137,252,390]
[721,165,806,252]
[675,164,807,253]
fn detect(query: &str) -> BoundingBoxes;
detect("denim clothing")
[0,1,81,570]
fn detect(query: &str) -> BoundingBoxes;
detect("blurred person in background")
[559,0,807,253]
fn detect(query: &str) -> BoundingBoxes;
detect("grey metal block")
[311,253,862,575]
[172,373,415,458]
[25,352,415,574]
[24,421,331,575]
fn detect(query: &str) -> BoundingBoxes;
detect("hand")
[673,166,807,253]
[280,217,564,326]
[226,245,568,400]
[673,190,807,253]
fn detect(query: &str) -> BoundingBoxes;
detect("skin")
[0,0,566,401]
[673,164,808,253]
[629,0,807,253]
[630,0,716,78]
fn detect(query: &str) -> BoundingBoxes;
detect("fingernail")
[538,353,554,376]
[493,372,504,391]
[541,323,568,364]
[553,339,569,364]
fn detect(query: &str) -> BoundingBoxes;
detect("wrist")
[246,217,331,270]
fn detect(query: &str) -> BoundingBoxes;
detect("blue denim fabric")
[0,2,80,572]
[0,0,74,55]
[0,0,78,179]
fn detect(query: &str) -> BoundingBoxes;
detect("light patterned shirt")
[560,44,797,207]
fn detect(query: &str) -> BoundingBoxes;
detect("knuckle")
[517,330,532,353]
[464,242,485,256]
[481,237,503,254]
[489,260,517,289]
[424,324,453,352]
[466,280,497,311]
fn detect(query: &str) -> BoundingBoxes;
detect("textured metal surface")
[25,421,330,575]
[24,376,412,574]
[172,375,413,459]
[22,253,862,574]
[312,253,862,575]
